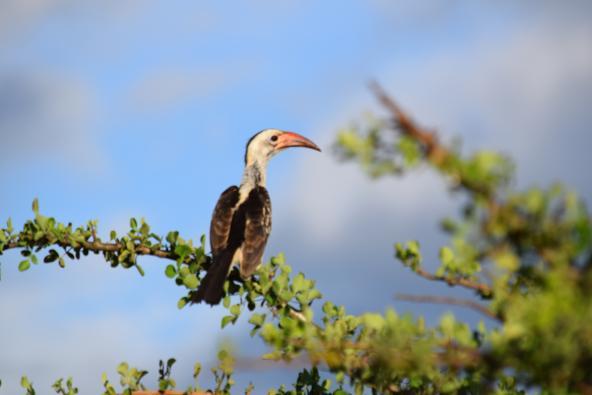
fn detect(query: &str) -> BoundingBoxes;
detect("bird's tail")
[191,251,233,305]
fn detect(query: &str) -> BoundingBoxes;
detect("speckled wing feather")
[192,186,240,305]
[209,186,240,256]
[240,186,272,278]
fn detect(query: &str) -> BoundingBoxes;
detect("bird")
[192,129,321,305]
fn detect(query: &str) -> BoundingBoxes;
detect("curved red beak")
[276,132,321,152]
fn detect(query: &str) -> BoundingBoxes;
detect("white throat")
[240,157,268,194]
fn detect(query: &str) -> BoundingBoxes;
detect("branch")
[369,81,498,201]
[396,293,500,321]
[369,81,449,166]
[0,206,210,278]
[5,237,178,261]
[414,267,493,297]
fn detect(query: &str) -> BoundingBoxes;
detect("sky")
[1,1,591,393]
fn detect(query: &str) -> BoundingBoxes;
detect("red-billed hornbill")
[192,129,320,305]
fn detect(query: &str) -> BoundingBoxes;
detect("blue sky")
[1,1,591,393]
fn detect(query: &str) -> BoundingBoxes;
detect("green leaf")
[44,249,59,263]
[362,313,384,330]
[407,240,420,255]
[398,136,421,166]
[166,231,179,245]
[174,244,192,260]
[139,221,150,236]
[439,246,454,266]
[221,315,234,329]
[193,362,201,378]
[248,313,266,326]
[165,265,177,278]
[117,362,129,376]
[183,274,199,289]
[18,260,30,272]
[229,304,241,316]
[32,199,39,214]
[36,215,48,230]
[292,273,307,293]
[118,250,130,263]
[135,264,145,276]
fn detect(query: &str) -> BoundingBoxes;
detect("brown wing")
[209,186,240,256]
[239,186,272,278]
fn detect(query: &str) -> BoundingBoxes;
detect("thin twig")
[395,293,501,321]
[414,268,493,297]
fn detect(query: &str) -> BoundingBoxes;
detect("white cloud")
[0,0,64,42]
[378,11,592,192]
[0,0,150,44]
[0,71,105,173]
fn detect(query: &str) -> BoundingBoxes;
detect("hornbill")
[192,129,321,305]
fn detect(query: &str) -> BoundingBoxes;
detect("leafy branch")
[3,84,592,394]
[0,199,208,280]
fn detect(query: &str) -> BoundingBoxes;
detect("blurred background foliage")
[2,86,591,394]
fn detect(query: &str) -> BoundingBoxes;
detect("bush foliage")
[1,85,591,394]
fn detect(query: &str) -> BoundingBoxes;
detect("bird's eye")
[270,135,279,143]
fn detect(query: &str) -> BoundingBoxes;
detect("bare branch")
[413,267,493,297]
[396,293,500,321]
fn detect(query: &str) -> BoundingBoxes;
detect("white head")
[240,129,320,189]
[244,129,321,166]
